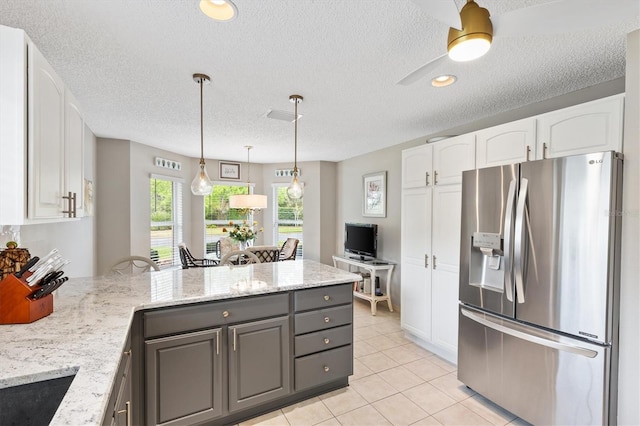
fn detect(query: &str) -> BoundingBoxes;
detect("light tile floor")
[239,299,530,426]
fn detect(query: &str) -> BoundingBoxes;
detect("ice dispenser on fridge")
[469,232,504,292]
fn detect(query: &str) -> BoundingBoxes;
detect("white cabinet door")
[402,144,432,188]
[432,134,475,185]
[29,43,65,219]
[537,95,624,159]
[400,187,432,341]
[476,118,536,168]
[65,89,85,217]
[430,184,462,360]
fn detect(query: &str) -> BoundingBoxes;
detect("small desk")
[332,255,395,315]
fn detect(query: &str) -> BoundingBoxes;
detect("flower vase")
[239,241,247,251]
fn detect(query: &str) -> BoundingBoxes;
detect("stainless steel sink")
[0,374,75,426]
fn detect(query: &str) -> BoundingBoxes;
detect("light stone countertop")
[0,259,361,426]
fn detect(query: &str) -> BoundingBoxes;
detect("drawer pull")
[323,366,330,373]
[223,311,229,318]
[123,349,132,356]
[324,317,330,323]
[323,338,330,344]
[323,295,330,301]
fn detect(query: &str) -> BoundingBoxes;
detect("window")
[150,176,183,268]
[273,184,303,258]
[204,183,249,254]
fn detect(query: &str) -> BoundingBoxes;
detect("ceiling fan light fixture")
[447,0,493,62]
[199,0,238,22]
[431,74,457,87]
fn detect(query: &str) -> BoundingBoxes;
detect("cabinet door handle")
[324,317,330,323]
[424,254,429,268]
[526,145,531,161]
[434,170,438,185]
[62,192,77,218]
[215,330,220,355]
[323,295,330,301]
[425,172,430,186]
[433,255,437,269]
[323,338,330,345]
[323,365,330,373]
[232,328,237,351]
[117,401,131,426]
[123,349,131,356]
[543,143,548,159]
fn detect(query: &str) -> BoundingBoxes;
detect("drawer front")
[295,305,352,335]
[295,345,353,391]
[295,324,352,357]
[144,293,289,338]
[294,283,352,312]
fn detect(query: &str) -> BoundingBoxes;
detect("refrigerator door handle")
[513,178,528,304]
[503,179,517,302]
[461,307,598,359]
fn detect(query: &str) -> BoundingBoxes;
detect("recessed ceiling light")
[199,0,238,22]
[431,75,457,87]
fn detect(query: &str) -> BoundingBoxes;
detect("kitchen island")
[0,260,361,425]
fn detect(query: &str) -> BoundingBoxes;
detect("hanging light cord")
[293,99,298,173]
[246,146,252,191]
[199,78,205,166]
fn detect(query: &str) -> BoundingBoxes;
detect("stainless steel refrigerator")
[458,151,623,425]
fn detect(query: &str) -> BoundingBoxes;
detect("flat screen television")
[344,223,378,260]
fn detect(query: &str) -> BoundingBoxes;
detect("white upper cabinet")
[402,144,433,188]
[0,25,85,224]
[65,89,85,217]
[476,118,536,168]
[29,42,66,219]
[432,134,476,185]
[536,95,624,159]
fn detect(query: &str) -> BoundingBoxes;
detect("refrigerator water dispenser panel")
[469,232,504,292]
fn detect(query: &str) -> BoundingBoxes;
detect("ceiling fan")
[398,0,640,86]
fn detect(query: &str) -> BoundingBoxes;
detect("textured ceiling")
[0,0,638,163]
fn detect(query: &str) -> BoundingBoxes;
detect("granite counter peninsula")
[0,260,362,426]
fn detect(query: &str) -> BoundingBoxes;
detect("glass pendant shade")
[191,162,213,196]
[287,173,303,200]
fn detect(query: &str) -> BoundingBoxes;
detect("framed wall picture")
[219,161,240,180]
[363,171,386,217]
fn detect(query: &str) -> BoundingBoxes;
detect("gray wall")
[20,124,97,278]
[618,28,639,426]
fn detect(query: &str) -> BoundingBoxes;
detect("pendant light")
[229,146,268,210]
[190,73,214,196]
[447,0,493,62]
[287,94,303,200]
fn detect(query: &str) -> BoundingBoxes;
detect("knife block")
[0,273,53,324]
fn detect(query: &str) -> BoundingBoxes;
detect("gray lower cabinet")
[228,316,290,412]
[145,328,223,426]
[103,333,133,426]
[138,286,352,425]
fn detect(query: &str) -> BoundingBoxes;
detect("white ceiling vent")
[265,109,301,122]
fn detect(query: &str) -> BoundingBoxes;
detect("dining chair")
[246,246,280,263]
[107,256,160,275]
[178,243,218,269]
[220,250,261,266]
[279,238,299,261]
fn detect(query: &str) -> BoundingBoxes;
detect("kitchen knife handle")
[15,257,39,278]
[503,180,517,303]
